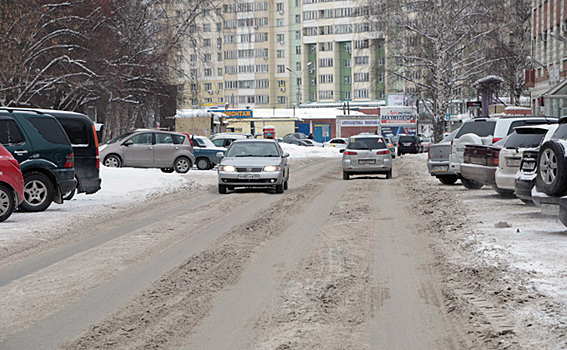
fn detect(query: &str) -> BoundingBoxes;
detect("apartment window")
[278,80,286,88]
[278,96,286,104]
[218,97,224,103]
[277,50,285,58]
[319,58,333,68]
[319,90,334,99]
[256,64,269,73]
[257,79,270,88]
[295,14,301,23]
[378,57,385,65]
[295,31,301,39]
[204,54,211,62]
[296,62,302,70]
[190,54,197,62]
[354,56,369,65]
[217,38,222,47]
[319,74,333,84]
[354,89,369,98]
[217,68,222,76]
[276,18,284,27]
[190,69,197,78]
[218,53,223,61]
[218,83,223,90]
[204,38,211,47]
[217,22,222,32]
[276,2,284,12]
[344,42,352,53]
[378,73,385,82]
[344,91,351,100]
[303,11,317,20]
[204,23,211,32]
[277,65,286,73]
[204,83,212,91]
[319,42,333,51]
[257,95,269,104]
[354,39,369,49]
[344,75,351,84]
[204,68,212,77]
[354,72,369,82]
[276,34,285,43]
[295,46,301,54]
[344,59,351,68]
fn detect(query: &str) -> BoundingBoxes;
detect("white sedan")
[323,138,348,150]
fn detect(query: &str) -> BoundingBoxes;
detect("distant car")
[427,129,459,184]
[280,138,313,146]
[301,139,323,147]
[397,135,420,155]
[0,108,77,212]
[100,130,195,173]
[341,135,393,180]
[217,139,290,194]
[0,144,24,222]
[323,138,348,149]
[191,135,226,170]
[384,137,396,158]
[419,136,432,152]
[282,132,308,140]
[210,132,252,148]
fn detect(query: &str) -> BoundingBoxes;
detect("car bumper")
[494,171,517,191]
[427,160,456,176]
[531,187,567,217]
[515,174,535,201]
[460,163,497,185]
[78,177,102,194]
[342,159,392,174]
[54,168,78,194]
[218,171,285,187]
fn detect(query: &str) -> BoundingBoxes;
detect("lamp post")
[286,61,312,108]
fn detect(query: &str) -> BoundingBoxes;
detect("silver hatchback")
[341,135,393,180]
[217,139,290,194]
[99,130,195,173]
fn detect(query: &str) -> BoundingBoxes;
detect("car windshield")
[226,141,280,157]
[399,136,416,142]
[347,137,387,150]
[106,131,136,144]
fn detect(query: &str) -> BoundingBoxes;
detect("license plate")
[433,165,448,172]
[402,143,411,146]
[238,174,260,180]
[541,203,560,215]
[506,158,521,167]
[359,159,376,165]
[456,146,465,152]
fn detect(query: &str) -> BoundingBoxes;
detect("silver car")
[341,135,393,180]
[217,139,290,194]
[99,130,195,173]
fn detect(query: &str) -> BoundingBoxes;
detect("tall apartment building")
[528,0,567,117]
[171,0,390,110]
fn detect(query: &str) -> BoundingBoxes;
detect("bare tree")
[378,0,504,141]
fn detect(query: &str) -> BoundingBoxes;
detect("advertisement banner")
[340,120,380,127]
[209,109,253,118]
[380,107,417,125]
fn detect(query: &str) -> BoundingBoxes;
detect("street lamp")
[286,62,313,107]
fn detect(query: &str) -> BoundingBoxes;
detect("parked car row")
[0,108,101,221]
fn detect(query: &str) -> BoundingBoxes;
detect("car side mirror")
[216,152,224,158]
[123,140,133,146]
[339,149,345,153]
[282,152,290,158]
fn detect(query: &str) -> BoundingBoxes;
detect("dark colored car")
[0,109,76,212]
[397,135,420,155]
[280,138,313,146]
[191,135,226,170]
[0,144,24,222]
[15,109,101,200]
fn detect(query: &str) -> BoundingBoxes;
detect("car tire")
[343,171,350,180]
[218,184,228,194]
[438,175,458,185]
[20,172,55,212]
[196,157,211,170]
[284,179,289,190]
[397,151,402,156]
[103,154,122,168]
[0,183,15,222]
[536,141,567,196]
[160,168,174,173]
[461,178,484,190]
[63,187,76,201]
[385,169,392,179]
[174,156,192,173]
[275,183,284,194]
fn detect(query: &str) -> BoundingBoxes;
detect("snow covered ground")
[0,144,342,237]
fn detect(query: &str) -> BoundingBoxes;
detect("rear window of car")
[504,130,547,149]
[58,119,89,146]
[0,119,25,145]
[348,137,387,150]
[399,136,417,142]
[456,120,496,138]
[25,116,70,145]
[551,124,567,140]
[506,120,555,135]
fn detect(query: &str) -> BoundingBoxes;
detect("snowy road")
[1,149,567,349]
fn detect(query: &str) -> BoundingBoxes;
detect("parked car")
[427,129,459,184]
[449,116,557,188]
[282,132,308,140]
[100,130,195,173]
[419,136,432,153]
[384,137,396,158]
[341,135,393,180]
[0,144,24,222]
[217,139,290,194]
[0,108,77,212]
[323,138,348,149]
[397,135,420,155]
[460,139,506,190]
[190,135,226,170]
[280,138,313,147]
[210,132,252,148]
[14,109,102,200]
[494,125,555,196]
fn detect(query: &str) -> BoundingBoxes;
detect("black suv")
[397,135,420,155]
[22,109,102,200]
[0,109,77,211]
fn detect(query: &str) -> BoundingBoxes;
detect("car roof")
[232,139,277,143]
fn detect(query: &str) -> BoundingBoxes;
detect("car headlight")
[220,165,236,172]
[263,165,280,172]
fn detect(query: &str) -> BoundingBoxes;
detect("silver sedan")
[217,139,290,194]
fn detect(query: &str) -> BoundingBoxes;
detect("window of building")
[344,75,351,84]
[295,46,301,54]
[204,54,211,62]
[276,2,284,12]
[204,68,212,76]
[319,90,334,99]
[204,23,211,32]
[354,72,369,82]
[276,18,284,27]
[319,74,333,84]
[354,56,369,65]
[295,14,301,23]
[344,59,351,68]
[217,68,223,76]
[344,91,351,100]
[277,50,285,58]
[276,34,285,43]
[354,89,369,98]
[204,83,212,91]
[204,38,211,47]
[278,96,286,104]
[277,65,286,73]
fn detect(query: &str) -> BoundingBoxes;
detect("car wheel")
[0,183,15,222]
[461,178,484,190]
[343,171,350,180]
[218,184,227,194]
[196,157,211,170]
[103,155,122,168]
[63,187,76,201]
[275,183,284,194]
[174,156,192,173]
[160,168,174,173]
[536,141,567,196]
[283,179,289,190]
[438,175,458,185]
[385,169,392,179]
[20,172,55,212]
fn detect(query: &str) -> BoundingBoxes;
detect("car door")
[121,132,154,167]
[0,114,33,165]
[153,132,180,167]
